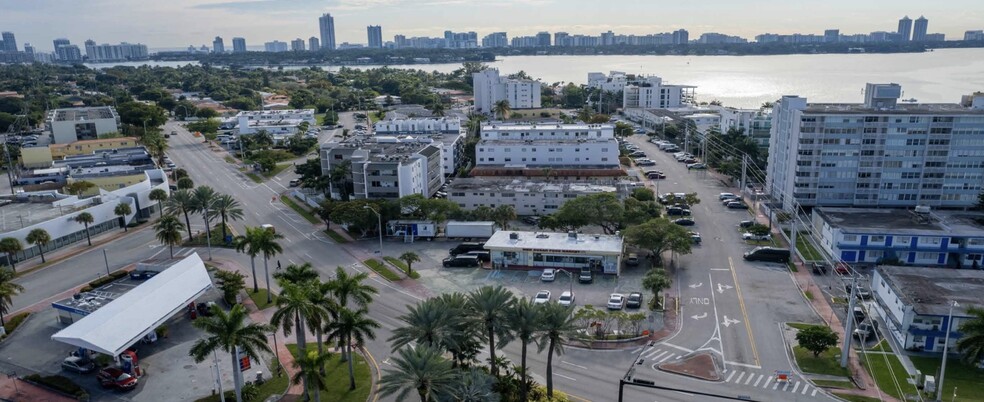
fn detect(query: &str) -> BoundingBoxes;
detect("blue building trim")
[886,236,893,247]
[938,253,947,264]
[841,250,857,262]
[907,252,916,263]
[860,236,868,247]
[941,237,950,251]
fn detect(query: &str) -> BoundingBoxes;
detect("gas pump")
[120,350,142,377]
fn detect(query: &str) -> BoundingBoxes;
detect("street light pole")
[213,349,226,402]
[203,206,213,261]
[937,300,958,402]
[363,205,382,254]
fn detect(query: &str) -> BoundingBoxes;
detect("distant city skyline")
[2,0,983,51]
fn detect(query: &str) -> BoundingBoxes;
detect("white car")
[533,290,552,304]
[558,291,575,307]
[742,232,771,241]
[607,293,626,310]
[540,268,556,282]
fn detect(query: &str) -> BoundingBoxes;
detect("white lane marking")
[725,361,762,369]
[811,389,818,397]
[561,361,588,370]
[657,354,675,364]
[734,372,745,384]
[651,351,668,361]
[772,381,780,390]
[555,373,577,382]
[762,375,773,389]
[791,382,800,393]
[725,371,736,383]
[801,384,809,395]
[662,342,694,353]
[753,374,764,387]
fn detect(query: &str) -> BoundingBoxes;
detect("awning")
[52,253,213,356]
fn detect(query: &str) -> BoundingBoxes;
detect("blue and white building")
[871,266,984,353]
[813,207,984,267]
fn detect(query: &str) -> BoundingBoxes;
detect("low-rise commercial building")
[476,123,619,169]
[447,178,627,215]
[373,117,467,176]
[812,207,984,268]
[484,230,625,275]
[46,107,120,144]
[320,137,444,200]
[0,169,169,267]
[20,137,141,168]
[871,266,984,353]
[235,109,316,135]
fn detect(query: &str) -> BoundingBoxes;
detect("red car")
[97,368,138,390]
[835,262,852,275]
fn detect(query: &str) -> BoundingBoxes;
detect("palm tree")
[212,194,244,241]
[166,190,196,241]
[0,267,25,326]
[25,228,51,264]
[325,307,380,390]
[642,268,672,310]
[433,292,483,368]
[309,280,339,377]
[467,285,515,378]
[190,304,274,402]
[464,113,486,137]
[73,212,95,246]
[233,227,262,293]
[144,133,170,167]
[378,346,456,402]
[506,298,541,401]
[326,266,377,362]
[256,226,284,304]
[493,100,511,120]
[446,368,500,402]
[291,349,332,402]
[390,298,453,351]
[957,306,984,364]
[155,215,185,258]
[398,251,420,276]
[149,188,168,218]
[429,102,446,117]
[329,160,352,201]
[177,177,194,190]
[492,205,516,231]
[0,238,21,272]
[114,203,132,232]
[274,262,319,286]
[535,302,582,398]
[270,282,326,401]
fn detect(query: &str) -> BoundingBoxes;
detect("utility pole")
[841,273,858,368]
[937,300,958,402]
[740,155,748,193]
[103,249,111,277]
[213,350,226,402]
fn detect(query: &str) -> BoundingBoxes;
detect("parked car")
[443,255,480,268]
[449,242,485,256]
[682,158,698,164]
[288,179,301,187]
[129,270,159,280]
[845,283,872,300]
[625,253,640,266]
[522,216,541,225]
[666,207,691,216]
[811,262,828,275]
[607,293,626,310]
[742,232,771,241]
[719,192,737,200]
[743,247,791,262]
[690,231,702,244]
[533,290,552,304]
[541,268,556,282]
[636,160,657,166]
[464,250,491,262]
[739,220,755,229]
[726,201,748,209]
[97,368,138,390]
[853,322,876,340]
[673,218,696,226]
[626,292,644,308]
[629,151,647,158]
[646,171,666,180]
[687,163,707,170]
[835,262,852,275]
[578,267,593,283]
[62,356,97,374]
[851,306,867,322]
[558,291,575,307]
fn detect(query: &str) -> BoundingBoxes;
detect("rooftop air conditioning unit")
[914,205,931,214]
[509,232,519,240]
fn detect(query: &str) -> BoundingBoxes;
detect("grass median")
[363,258,401,281]
[325,229,349,243]
[248,288,277,310]
[279,195,321,224]
[383,256,421,279]
[793,346,851,377]
[286,344,371,402]
[858,349,918,401]
[195,358,288,402]
[909,356,983,402]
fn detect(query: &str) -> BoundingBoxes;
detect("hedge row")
[79,270,129,292]
[24,374,89,400]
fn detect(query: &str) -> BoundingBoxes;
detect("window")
[921,237,941,245]
[870,236,885,243]
[917,252,938,260]
[842,235,858,242]
[895,236,911,246]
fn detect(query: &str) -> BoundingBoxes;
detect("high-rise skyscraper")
[898,16,913,41]
[824,29,840,42]
[367,25,383,48]
[291,38,306,51]
[232,37,247,53]
[319,13,336,50]
[672,29,689,45]
[1,32,17,53]
[536,32,551,47]
[912,16,928,42]
[23,43,35,58]
[213,36,225,53]
[308,36,320,52]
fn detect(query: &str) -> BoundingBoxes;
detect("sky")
[2,0,983,51]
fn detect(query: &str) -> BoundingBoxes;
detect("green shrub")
[24,374,88,399]
[363,259,401,281]
[2,311,30,338]
[86,270,130,290]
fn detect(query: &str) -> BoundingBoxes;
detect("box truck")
[445,221,497,239]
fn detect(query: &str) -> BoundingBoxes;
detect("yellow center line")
[362,346,382,402]
[729,256,760,366]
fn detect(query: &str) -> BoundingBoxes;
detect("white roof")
[52,253,213,356]
[484,230,623,255]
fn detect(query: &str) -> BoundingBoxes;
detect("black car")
[812,262,828,275]
[739,220,755,229]
[522,216,541,225]
[129,270,160,280]
[673,218,695,226]
[666,207,690,216]
[726,202,748,209]
[626,292,644,308]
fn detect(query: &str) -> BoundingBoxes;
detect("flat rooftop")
[815,207,984,237]
[479,138,616,145]
[484,230,623,254]
[876,266,984,316]
[72,164,156,179]
[236,109,314,116]
[449,178,622,195]
[50,107,117,122]
[0,200,66,229]
[803,103,984,115]
[481,123,614,131]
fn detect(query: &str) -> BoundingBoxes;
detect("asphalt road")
[9,123,837,402]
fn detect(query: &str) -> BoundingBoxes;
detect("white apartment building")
[320,138,444,200]
[373,117,467,176]
[623,75,695,109]
[447,178,627,215]
[47,107,120,144]
[473,69,541,114]
[83,41,149,62]
[476,123,619,168]
[235,109,317,135]
[766,83,984,211]
[587,71,628,92]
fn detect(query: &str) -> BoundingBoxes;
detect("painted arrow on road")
[717,283,734,294]
[689,282,703,289]
[721,316,741,327]
[691,312,707,320]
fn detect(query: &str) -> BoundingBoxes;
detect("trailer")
[445,221,497,240]
[387,220,437,242]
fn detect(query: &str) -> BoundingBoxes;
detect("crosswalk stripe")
[753,374,764,387]
[652,351,668,360]
[762,375,773,389]
[791,382,799,393]
[801,384,810,395]
[675,355,682,360]
[630,346,643,354]
[658,354,674,363]
[725,371,736,383]
[772,381,780,390]
[735,372,746,384]
[744,373,757,385]
[643,349,661,359]
[811,389,818,397]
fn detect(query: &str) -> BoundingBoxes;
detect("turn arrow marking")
[691,312,707,320]
[721,316,741,327]
[717,283,734,294]
[689,282,703,289]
